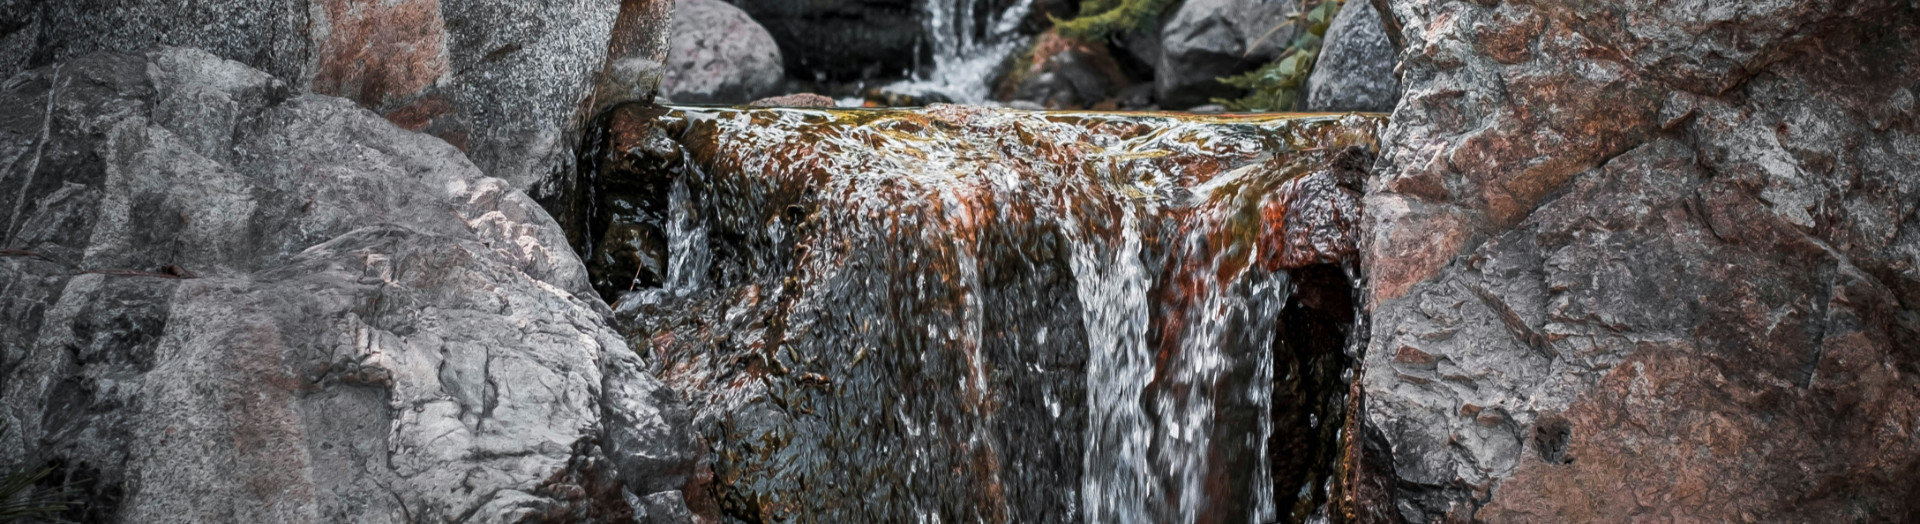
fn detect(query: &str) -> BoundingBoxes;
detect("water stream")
[568,104,1383,523]
[880,0,1035,104]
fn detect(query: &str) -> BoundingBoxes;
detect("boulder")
[723,0,922,81]
[0,48,698,522]
[0,0,671,197]
[997,30,1132,110]
[660,0,785,104]
[1303,0,1398,112]
[1150,0,1299,109]
[1361,0,1920,520]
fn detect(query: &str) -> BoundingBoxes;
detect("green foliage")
[1051,0,1179,41]
[0,468,72,522]
[1215,0,1343,111]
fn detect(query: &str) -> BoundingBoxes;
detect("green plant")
[1214,0,1343,111]
[0,468,72,522]
[1051,0,1179,41]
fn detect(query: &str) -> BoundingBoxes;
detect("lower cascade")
[564,104,1385,523]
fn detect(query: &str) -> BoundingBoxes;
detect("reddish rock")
[1362,2,1920,520]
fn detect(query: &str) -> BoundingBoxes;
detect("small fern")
[1215,0,1343,111]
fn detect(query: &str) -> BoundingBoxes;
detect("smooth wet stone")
[568,103,1385,523]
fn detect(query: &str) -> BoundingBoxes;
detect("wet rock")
[659,0,784,104]
[723,0,922,81]
[1151,0,1299,109]
[997,30,1132,110]
[0,48,697,521]
[580,104,1386,522]
[0,0,661,196]
[1304,0,1398,112]
[749,93,838,107]
[1362,0,1920,520]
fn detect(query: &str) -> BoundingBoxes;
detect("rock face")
[577,104,1385,523]
[1148,0,1299,109]
[0,49,697,522]
[1304,0,1398,112]
[659,0,784,104]
[997,30,1132,110]
[0,0,669,196]
[1361,0,1920,521]
[724,0,922,81]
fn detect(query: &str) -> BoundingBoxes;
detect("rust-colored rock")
[1362,1,1920,520]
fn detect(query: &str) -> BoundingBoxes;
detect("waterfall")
[579,106,1383,523]
[1069,203,1158,524]
[883,0,1035,104]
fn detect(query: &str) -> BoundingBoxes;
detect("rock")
[1304,0,1398,112]
[1151,0,1299,109]
[659,0,783,104]
[0,48,698,521]
[0,0,668,196]
[581,105,1386,523]
[748,92,837,107]
[723,0,922,81]
[1361,0,1920,520]
[997,30,1132,110]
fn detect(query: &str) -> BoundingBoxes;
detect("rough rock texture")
[581,104,1386,523]
[1304,0,1398,113]
[0,0,666,197]
[996,30,1132,110]
[1362,0,1920,521]
[659,0,784,104]
[0,49,698,522]
[724,0,922,81]
[1149,0,1299,109]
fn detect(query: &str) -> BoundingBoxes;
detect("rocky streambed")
[2,0,1919,522]
[564,104,1385,522]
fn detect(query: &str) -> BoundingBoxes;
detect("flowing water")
[881,0,1035,104]
[564,103,1383,523]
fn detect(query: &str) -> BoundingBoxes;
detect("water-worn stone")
[659,0,784,104]
[0,48,697,522]
[1361,0,1920,520]
[581,104,1385,523]
[1304,0,1398,112]
[0,0,668,197]
[1149,0,1299,109]
[996,30,1132,110]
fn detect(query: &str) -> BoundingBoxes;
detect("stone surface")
[1360,0,1920,521]
[0,49,697,522]
[1150,0,1300,109]
[1304,0,1398,112]
[579,104,1385,523]
[0,0,663,197]
[723,0,922,81]
[996,30,1132,110]
[659,0,784,104]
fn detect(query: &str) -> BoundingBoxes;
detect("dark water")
[559,104,1384,523]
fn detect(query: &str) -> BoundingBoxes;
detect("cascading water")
[880,0,1035,104]
[568,103,1383,523]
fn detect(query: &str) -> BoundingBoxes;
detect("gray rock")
[0,48,696,522]
[0,0,635,196]
[632,490,695,524]
[1304,0,1398,112]
[1362,0,1920,520]
[1151,0,1298,109]
[660,0,785,104]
